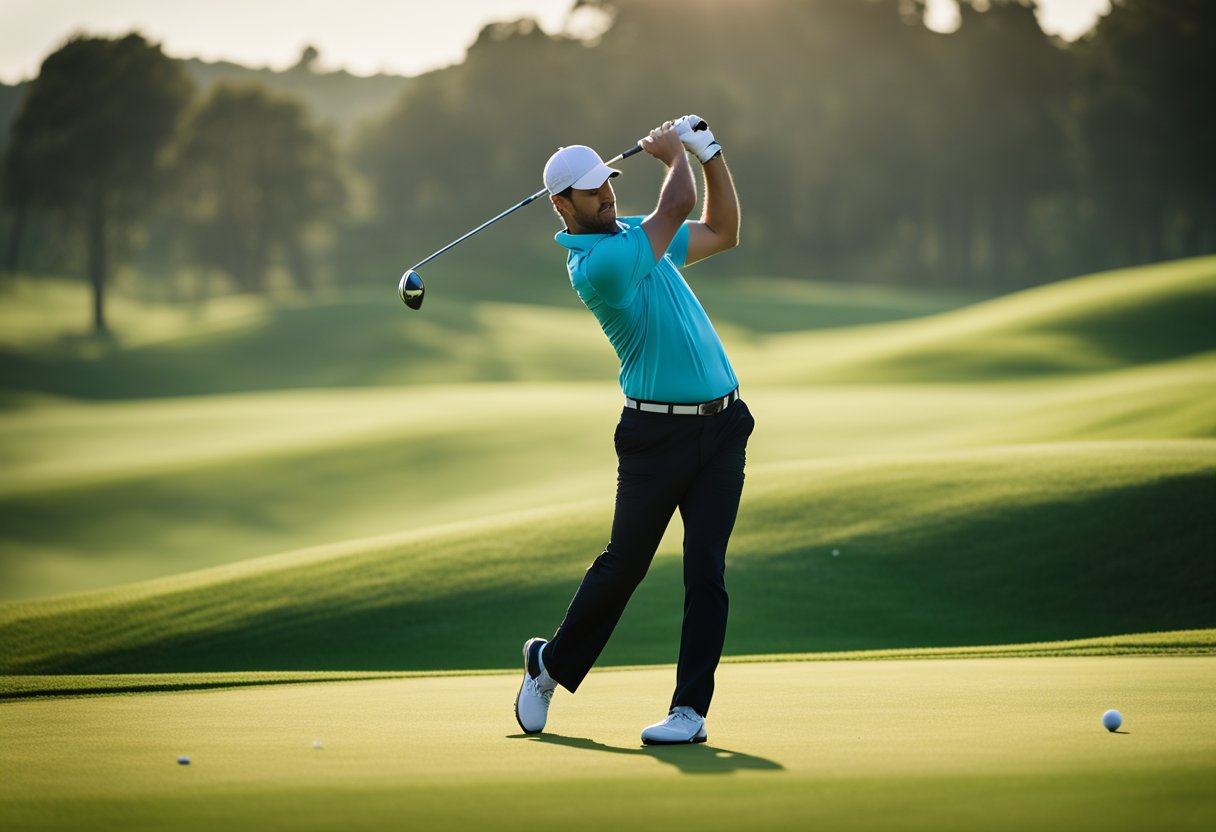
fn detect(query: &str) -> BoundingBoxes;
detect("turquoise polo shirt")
[556,216,739,403]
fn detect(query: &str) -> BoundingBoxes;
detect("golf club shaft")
[408,143,646,271]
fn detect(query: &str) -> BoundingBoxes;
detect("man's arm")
[640,122,696,263]
[684,154,740,266]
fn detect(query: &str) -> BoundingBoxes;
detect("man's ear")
[551,193,571,219]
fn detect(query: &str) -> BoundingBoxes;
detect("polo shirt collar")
[555,220,627,251]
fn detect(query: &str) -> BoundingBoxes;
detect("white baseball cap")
[543,145,620,195]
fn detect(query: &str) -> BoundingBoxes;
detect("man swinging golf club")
[515,116,754,745]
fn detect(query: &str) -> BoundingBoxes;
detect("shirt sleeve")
[668,221,692,268]
[584,224,657,308]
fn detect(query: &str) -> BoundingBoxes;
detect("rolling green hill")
[3,256,1209,399]
[0,272,982,400]
[2,440,1211,674]
[0,256,1212,668]
[1,354,1212,600]
[743,255,1216,384]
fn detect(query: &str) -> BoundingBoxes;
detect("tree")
[2,34,192,332]
[924,0,1075,285]
[293,45,321,73]
[350,0,1210,293]
[173,83,344,294]
[1,121,34,276]
[1075,0,1216,266]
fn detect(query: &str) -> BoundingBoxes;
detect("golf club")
[398,121,707,309]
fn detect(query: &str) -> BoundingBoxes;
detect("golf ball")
[1102,709,1123,732]
[177,756,191,765]
[312,740,323,749]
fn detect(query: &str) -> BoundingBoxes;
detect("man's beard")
[574,204,617,234]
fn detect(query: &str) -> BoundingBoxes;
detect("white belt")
[624,388,739,416]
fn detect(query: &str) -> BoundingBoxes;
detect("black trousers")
[543,398,755,717]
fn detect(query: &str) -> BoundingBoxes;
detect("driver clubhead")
[399,269,425,310]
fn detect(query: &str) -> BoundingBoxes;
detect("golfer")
[515,117,754,745]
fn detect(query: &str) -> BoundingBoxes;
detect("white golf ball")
[1102,709,1123,732]
[312,740,323,749]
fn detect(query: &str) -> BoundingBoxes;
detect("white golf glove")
[674,114,722,164]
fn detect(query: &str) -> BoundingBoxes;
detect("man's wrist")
[667,150,692,169]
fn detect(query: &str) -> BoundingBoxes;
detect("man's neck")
[565,221,617,235]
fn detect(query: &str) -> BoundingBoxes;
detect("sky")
[0,0,1112,85]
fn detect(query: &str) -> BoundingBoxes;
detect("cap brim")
[570,163,621,190]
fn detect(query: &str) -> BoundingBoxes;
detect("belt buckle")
[699,400,723,416]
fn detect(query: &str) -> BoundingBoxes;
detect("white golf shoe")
[640,706,708,745]
[514,637,557,734]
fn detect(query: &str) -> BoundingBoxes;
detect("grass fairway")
[1,257,1212,600]
[0,272,984,400]
[2,362,1212,601]
[2,656,1214,831]
[742,255,1216,384]
[3,440,1211,674]
[1,256,1212,828]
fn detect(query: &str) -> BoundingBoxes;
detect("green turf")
[2,440,1211,674]
[1,657,1213,831]
[1,257,1209,400]
[0,271,985,400]
[2,354,1213,600]
[0,257,1212,828]
[0,384,623,598]
[741,255,1216,384]
[3,630,1213,699]
[1,257,1212,599]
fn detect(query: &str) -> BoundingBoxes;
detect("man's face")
[563,178,617,233]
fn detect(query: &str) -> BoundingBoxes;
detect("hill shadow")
[507,732,784,775]
[5,465,1213,676]
[0,274,987,401]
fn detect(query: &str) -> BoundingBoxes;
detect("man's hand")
[674,114,722,164]
[641,121,686,166]
[673,114,707,136]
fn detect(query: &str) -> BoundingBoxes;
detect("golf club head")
[399,269,425,310]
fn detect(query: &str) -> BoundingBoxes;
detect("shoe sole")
[514,637,546,734]
[642,732,708,746]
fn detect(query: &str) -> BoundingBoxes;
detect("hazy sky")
[0,0,1112,84]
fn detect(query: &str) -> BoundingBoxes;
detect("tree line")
[2,34,344,331]
[2,0,1213,333]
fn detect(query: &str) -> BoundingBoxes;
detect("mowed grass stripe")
[0,657,1213,831]
[3,629,1213,699]
[5,355,1213,494]
[0,384,619,496]
[2,441,1211,674]
[2,353,1212,601]
[724,628,1216,664]
[0,271,983,395]
[4,256,1210,491]
[2,258,1210,396]
[740,255,1216,384]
